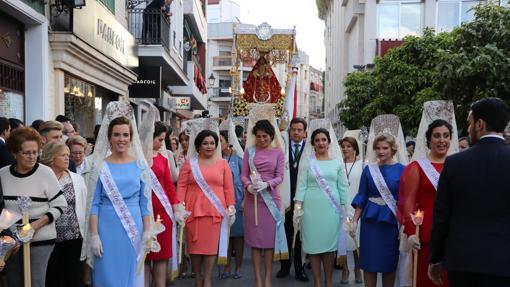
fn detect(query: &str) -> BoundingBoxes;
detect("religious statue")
[243,56,282,104]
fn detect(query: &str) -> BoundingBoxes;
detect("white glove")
[407,234,421,251]
[173,203,190,225]
[227,205,236,227]
[255,182,268,192]
[90,234,103,257]
[17,224,35,243]
[247,184,258,195]
[293,201,303,230]
[143,231,152,253]
[348,221,358,237]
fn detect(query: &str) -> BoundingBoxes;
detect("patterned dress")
[55,173,81,242]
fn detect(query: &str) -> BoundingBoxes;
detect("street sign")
[174,97,191,110]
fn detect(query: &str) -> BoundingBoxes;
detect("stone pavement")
[167,249,371,287]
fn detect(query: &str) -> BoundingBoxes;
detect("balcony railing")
[128,8,171,50]
[209,87,231,98]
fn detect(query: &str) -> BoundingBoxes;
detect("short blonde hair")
[39,121,63,137]
[40,141,69,167]
[372,134,398,156]
[67,135,87,149]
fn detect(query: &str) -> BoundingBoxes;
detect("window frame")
[435,0,486,32]
[377,0,424,39]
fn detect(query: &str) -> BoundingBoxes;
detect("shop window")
[64,75,102,137]
[437,0,486,32]
[378,0,424,39]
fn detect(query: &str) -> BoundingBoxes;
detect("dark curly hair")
[153,121,168,138]
[252,120,275,140]
[194,130,219,153]
[426,119,453,148]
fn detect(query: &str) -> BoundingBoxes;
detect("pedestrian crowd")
[0,97,508,287]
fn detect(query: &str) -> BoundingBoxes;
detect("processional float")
[229,22,297,215]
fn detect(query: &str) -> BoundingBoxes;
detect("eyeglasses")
[71,151,84,156]
[19,151,38,157]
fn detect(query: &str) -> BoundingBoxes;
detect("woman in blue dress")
[219,130,245,279]
[351,133,405,287]
[89,115,152,287]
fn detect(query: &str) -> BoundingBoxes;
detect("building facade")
[1,0,50,123]
[318,0,490,135]
[309,66,324,120]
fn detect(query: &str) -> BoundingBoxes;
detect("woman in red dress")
[398,119,454,287]
[145,121,180,287]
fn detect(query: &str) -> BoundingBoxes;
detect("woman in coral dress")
[177,128,236,287]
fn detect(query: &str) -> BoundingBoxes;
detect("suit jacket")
[289,140,305,199]
[0,141,14,169]
[430,136,510,277]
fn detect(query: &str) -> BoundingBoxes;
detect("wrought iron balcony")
[128,8,171,50]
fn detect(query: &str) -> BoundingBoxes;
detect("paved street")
[168,249,370,287]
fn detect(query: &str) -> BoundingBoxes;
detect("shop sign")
[129,66,162,98]
[174,97,190,110]
[73,0,138,68]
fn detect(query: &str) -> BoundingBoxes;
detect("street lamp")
[208,73,216,86]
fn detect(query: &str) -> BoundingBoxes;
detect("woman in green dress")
[293,121,349,287]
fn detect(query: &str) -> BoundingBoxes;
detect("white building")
[309,66,324,120]
[207,0,240,23]
[295,51,310,120]
[206,0,245,117]
[318,0,491,135]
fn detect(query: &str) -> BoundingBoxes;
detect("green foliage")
[339,3,510,136]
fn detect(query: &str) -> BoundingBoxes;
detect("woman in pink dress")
[177,129,236,287]
[145,121,180,287]
[241,119,285,287]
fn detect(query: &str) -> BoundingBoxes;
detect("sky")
[235,0,325,70]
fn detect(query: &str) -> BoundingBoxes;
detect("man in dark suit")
[429,98,510,287]
[0,117,14,168]
[277,118,309,282]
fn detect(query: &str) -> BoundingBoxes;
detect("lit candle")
[411,209,424,287]
[20,224,32,238]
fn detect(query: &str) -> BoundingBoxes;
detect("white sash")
[367,164,398,217]
[308,155,347,257]
[189,156,229,264]
[99,163,140,251]
[416,157,440,191]
[148,169,178,278]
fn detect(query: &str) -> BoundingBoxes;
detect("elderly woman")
[0,127,67,287]
[67,135,91,177]
[42,141,88,287]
